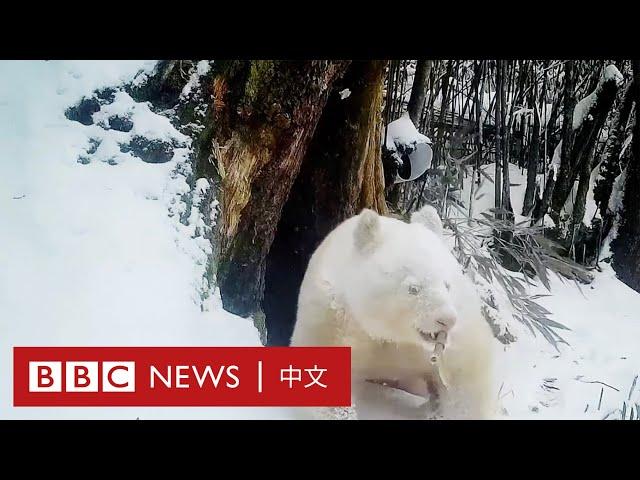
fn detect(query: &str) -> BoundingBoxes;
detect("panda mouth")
[418,330,439,343]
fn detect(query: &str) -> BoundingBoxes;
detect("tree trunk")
[435,61,453,168]
[549,63,619,226]
[570,147,594,235]
[210,61,350,330]
[548,60,576,224]
[494,61,503,217]
[469,60,484,218]
[407,60,431,125]
[612,60,640,292]
[494,60,517,270]
[500,61,513,216]
[594,78,634,237]
[523,77,541,216]
[260,61,388,345]
[565,76,619,231]
[545,89,563,154]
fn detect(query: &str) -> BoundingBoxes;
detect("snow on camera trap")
[385,114,433,183]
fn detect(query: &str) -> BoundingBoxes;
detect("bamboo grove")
[383,60,640,291]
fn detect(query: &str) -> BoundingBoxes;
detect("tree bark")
[408,60,432,125]
[570,147,595,234]
[469,60,484,218]
[435,61,453,169]
[210,61,350,324]
[500,61,513,216]
[548,60,576,224]
[594,78,634,236]
[612,60,640,292]
[262,61,388,345]
[523,75,541,216]
[494,61,503,217]
[550,63,619,225]
[568,77,620,232]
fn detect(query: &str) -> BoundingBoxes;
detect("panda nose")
[435,308,456,331]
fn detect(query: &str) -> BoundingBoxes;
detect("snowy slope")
[498,263,640,419]
[0,60,294,419]
[455,163,640,419]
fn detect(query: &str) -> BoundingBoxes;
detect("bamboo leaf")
[477,167,495,184]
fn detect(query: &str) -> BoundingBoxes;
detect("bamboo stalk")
[430,331,448,364]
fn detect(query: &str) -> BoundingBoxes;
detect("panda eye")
[408,284,421,295]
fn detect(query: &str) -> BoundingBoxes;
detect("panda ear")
[411,205,443,237]
[354,209,381,253]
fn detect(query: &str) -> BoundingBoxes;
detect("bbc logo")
[28,361,135,392]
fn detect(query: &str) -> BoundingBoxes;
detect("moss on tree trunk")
[209,61,351,329]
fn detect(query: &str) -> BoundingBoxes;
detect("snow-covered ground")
[0,60,294,419]
[1,61,638,420]
[456,163,640,419]
[498,261,640,419]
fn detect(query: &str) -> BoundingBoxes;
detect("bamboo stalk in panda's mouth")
[430,331,447,364]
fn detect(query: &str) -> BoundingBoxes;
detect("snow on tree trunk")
[549,64,620,226]
[594,79,634,238]
[546,60,576,224]
[570,147,595,234]
[611,61,640,292]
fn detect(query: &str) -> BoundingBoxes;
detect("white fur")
[410,204,443,237]
[290,206,496,419]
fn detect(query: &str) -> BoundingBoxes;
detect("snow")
[573,65,624,131]
[620,133,633,159]
[603,165,628,249]
[538,102,554,129]
[512,107,534,119]
[497,262,640,419]
[573,91,598,130]
[385,113,431,150]
[551,141,562,180]
[608,167,627,217]
[457,162,543,225]
[455,161,640,419]
[385,114,433,183]
[512,103,554,131]
[2,60,639,420]
[604,64,624,86]
[93,90,188,144]
[583,161,603,225]
[338,88,351,100]
[180,60,212,99]
[0,60,294,419]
